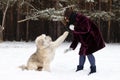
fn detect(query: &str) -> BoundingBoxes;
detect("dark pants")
[79,54,96,67]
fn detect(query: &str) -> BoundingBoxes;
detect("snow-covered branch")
[18,5,75,23]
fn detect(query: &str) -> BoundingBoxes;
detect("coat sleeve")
[73,19,91,35]
[73,14,91,35]
[70,34,79,50]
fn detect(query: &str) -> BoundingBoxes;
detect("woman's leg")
[76,55,86,71]
[87,54,96,74]
[87,54,96,66]
[79,55,86,66]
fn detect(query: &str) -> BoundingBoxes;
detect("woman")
[64,7,105,75]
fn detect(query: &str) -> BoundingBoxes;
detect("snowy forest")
[0,1,120,80]
[0,0,120,43]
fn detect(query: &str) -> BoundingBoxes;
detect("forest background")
[0,0,120,43]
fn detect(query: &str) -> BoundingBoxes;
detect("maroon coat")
[69,13,105,55]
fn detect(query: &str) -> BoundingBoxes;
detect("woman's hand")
[64,48,73,53]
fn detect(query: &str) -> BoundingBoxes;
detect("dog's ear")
[46,36,52,42]
[35,36,44,47]
[37,39,44,46]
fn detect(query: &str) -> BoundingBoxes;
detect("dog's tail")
[19,65,28,70]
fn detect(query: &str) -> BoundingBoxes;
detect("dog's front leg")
[42,62,51,72]
[52,31,69,48]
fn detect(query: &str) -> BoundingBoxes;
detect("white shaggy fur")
[19,31,69,71]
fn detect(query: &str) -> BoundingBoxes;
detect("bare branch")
[20,1,38,11]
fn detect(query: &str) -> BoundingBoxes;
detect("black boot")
[76,65,83,72]
[89,66,96,75]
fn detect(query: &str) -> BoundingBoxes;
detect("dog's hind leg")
[27,62,38,70]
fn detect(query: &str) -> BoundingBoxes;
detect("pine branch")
[17,5,75,23]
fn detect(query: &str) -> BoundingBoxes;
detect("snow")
[0,41,120,80]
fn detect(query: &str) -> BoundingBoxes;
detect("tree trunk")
[107,0,112,42]
[26,5,29,42]
[16,7,20,41]
[0,27,3,42]
[0,0,9,42]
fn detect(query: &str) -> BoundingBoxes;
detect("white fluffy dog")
[19,31,69,71]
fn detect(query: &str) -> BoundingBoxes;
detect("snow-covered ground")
[0,41,120,80]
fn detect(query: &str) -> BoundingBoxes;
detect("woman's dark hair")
[64,7,74,18]
[64,7,77,25]
[64,7,77,32]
